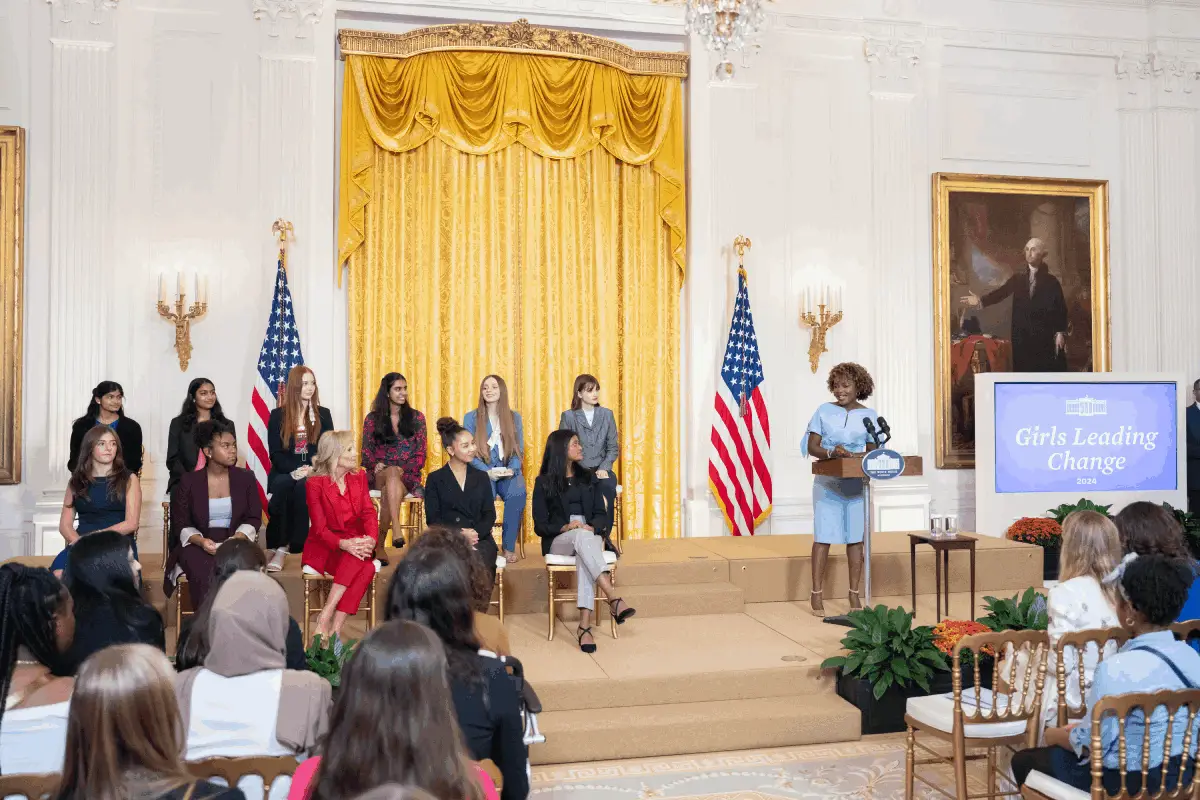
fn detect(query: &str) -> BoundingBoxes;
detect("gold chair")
[189,754,300,791]
[1052,626,1131,727]
[905,629,1050,800]
[545,550,618,641]
[1021,688,1200,800]
[493,497,526,559]
[0,773,58,799]
[369,489,425,548]
[613,488,624,552]
[161,500,194,633]
[301,570,378,645]
[489,518,506,623]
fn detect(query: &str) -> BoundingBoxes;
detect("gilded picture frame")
[0,127,24,484]
[932,173,1110,470]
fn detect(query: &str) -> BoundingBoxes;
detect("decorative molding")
[864,36,923,94]
[1154,52,1200,92]
[45,0,117,24]
[337,20,690,76]
[253,0,325,38]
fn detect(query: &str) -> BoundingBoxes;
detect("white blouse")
[1043,575,1120,728]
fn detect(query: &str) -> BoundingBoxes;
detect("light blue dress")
[803,402,879,545]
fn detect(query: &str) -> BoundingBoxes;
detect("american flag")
[246,247,305,510]
[708,269,772,536]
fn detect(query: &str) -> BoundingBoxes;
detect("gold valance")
[337,21,690,77]
[337,45,687,277]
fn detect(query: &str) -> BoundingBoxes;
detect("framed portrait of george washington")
[0,127,23,484]
[932,173,1110,470]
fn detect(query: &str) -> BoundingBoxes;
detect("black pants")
[597,472,618,542]
[1190,491,1200,515]
[1012,746,1192,796]
[475,530,499,590]
[266,472,310,553]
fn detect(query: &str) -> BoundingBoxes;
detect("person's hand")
[960,292,981,308]
[462,528,480,545]
[560,521,582,533]
[582,524,595,533]
[596,470,609,480]
[291,466,311,480]
[353,538,375,559]
[202,538,219,555]
[1055,332,1066,355]
[833,445,852,458]
[374,463,385,475]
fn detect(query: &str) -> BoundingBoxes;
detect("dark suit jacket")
[1188,404,1200,491]
[69,415,143,475]
[424,463,496,543]
[166,414,231,492]
[169,467,262,551]
[981,266,1069,372]
[531,474,611,555]
[267,406,335,476]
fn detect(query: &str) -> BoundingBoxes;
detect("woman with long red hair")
[266,366,334,572]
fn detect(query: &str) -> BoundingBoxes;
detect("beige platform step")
[537,665,823,711]
[530,693,861,765]
[552,582,745,622]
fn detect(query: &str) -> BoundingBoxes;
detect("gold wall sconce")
[158,271,208,371]
[799,284,842,373]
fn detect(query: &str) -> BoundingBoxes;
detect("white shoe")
[267,548,288,573]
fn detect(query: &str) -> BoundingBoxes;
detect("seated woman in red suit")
[303,430,379,642]
[166,419,262,607]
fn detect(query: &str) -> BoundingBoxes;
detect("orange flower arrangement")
[932,619,992,656]
[1005,516,1062,547]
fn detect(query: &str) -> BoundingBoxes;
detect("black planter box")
[836,659,994,735]
[1042,545,1061,582]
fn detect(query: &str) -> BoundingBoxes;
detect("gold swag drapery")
[338,42,686,541]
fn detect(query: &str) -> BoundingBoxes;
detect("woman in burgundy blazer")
[166,420,262,607]
[303,431,379,641]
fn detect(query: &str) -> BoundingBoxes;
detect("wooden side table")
[908,532,977,622]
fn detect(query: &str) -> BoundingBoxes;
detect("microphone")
[863,417,881,448]
[876,416,892,447]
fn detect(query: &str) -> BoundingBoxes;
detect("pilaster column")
[1114,54,1159,371]
[865,36,922,456]
[45,0,118,477]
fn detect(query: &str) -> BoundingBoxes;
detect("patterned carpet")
[530,737,992,800]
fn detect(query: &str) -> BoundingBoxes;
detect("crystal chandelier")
[684,0,767,80]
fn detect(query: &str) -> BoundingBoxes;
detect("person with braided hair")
[0,563,76,776]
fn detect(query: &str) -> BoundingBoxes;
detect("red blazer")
[303,470,378,567]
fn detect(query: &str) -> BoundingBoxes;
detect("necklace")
[15,660,40,667]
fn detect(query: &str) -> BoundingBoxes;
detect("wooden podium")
[812,454,923,604]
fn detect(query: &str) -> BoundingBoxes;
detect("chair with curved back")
[1021,688,1200,800]
[0,772,58,799]
[1051,626,1132,727]
[162,499,195,635]
[189,754,300,796]
[905,629,1050,800]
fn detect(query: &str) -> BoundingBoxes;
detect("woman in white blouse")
[1040,509,1122,731]
[174,572,330,800]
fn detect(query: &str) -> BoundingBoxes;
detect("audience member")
[558,373,620,536]
[352,788,437,800]
[386,549,526,800]
[532,430,633,654]
[409,526,510,657]
[166,377,230,493]
[424,418,498,587]
[303,431,380,641]
[0,565,75,776]
[55,644,244,800]
[65,530,165,668]
[176,572,329,800]
[288,621,496,800]
[267,365,334,572]
[52,424,142,574]
[361,372,427,560]
[68,380,144,475]
[175,538,307,672]
[166,419,261,606]
[1115,501,1200,621]
[463,376,526,563]
[1013,553,1200,794]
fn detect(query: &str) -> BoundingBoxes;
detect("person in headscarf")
[175,572,330,800]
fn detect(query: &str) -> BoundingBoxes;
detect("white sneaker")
[267,547,288,572]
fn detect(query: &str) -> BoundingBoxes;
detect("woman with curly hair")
[1115,501,1200,621]
[802,362,879,617]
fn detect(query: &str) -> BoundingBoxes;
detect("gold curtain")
[340,49,684,540]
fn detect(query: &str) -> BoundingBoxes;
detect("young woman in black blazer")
[69,381,143,476]
[165,377,229,494]
[423,417,498,588]
[265,365,334,572]
[532,430,634,653]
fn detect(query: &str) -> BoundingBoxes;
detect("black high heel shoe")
[608,598,637,624]
[576,626,597,654]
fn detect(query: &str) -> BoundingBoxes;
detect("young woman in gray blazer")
[558,374,619,535]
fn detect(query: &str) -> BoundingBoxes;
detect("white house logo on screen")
[1065,396,1107,417]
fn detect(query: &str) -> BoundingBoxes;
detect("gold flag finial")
[733,235,752,268]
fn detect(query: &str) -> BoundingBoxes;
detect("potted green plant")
[977,587,1048,632]
[1005,517,1063,580]
[1046,498,1113,523]
[306,635,357,690]
[821,605,948,734]
[1162,502,1200,560]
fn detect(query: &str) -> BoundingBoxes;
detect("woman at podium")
[803,362,879,617]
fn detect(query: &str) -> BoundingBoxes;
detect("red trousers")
[305,548,375,614]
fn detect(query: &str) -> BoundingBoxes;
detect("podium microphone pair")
[820,415,891,628]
